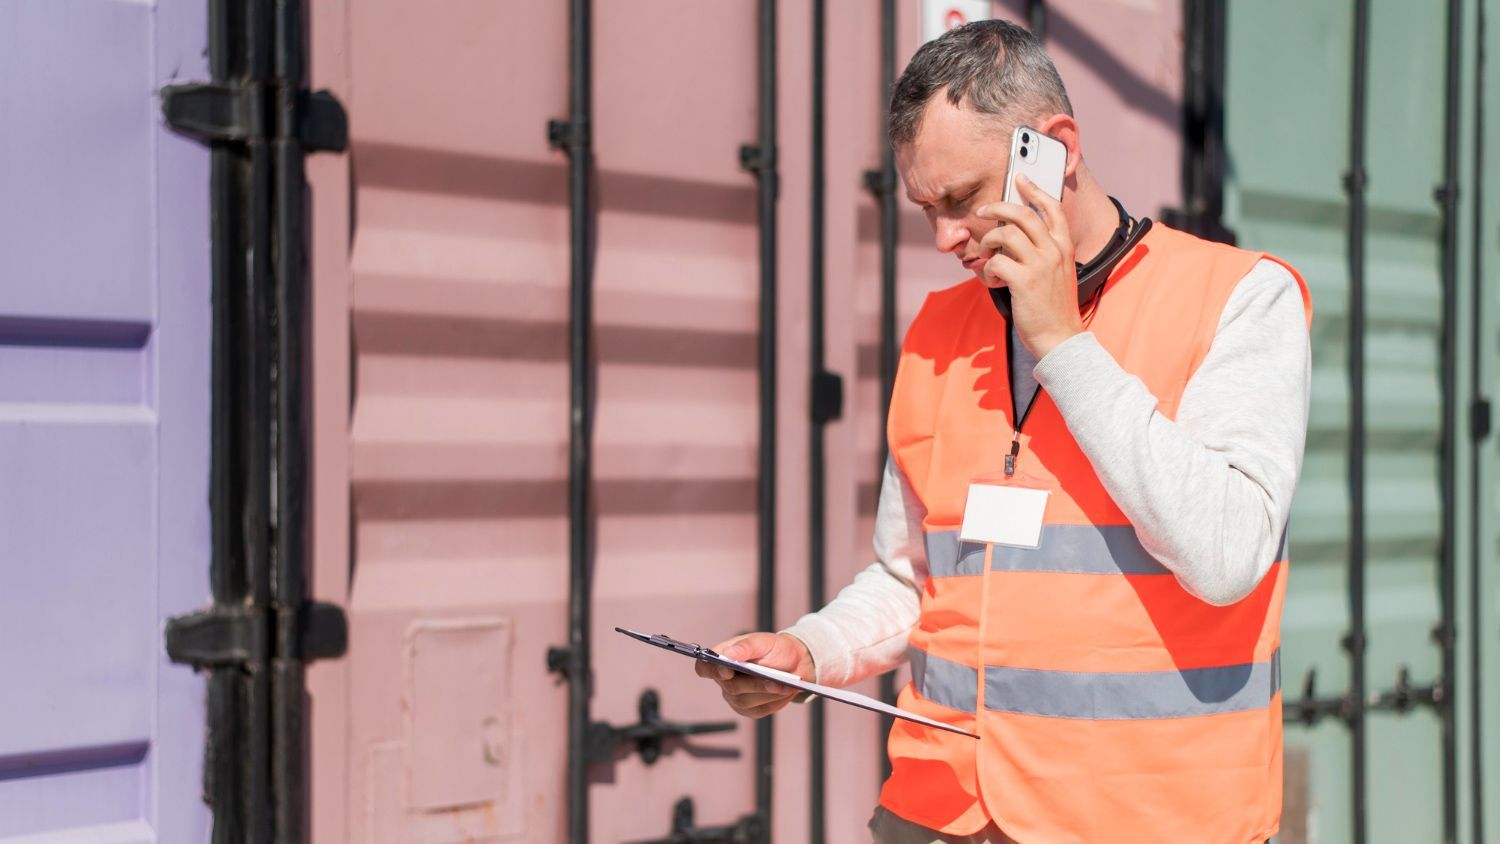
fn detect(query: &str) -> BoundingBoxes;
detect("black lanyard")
[995,206,1149,477]
[1004,324,1042,477]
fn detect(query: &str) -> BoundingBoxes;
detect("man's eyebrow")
[908,182,977,206]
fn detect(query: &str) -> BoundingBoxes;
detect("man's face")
[896,97,1020,278]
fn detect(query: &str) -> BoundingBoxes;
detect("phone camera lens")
[1021,132,1031,144]
[1020,146,1030,158]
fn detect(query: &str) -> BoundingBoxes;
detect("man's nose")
[935,218,968,254]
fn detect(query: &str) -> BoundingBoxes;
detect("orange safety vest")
[880,224,1312,843]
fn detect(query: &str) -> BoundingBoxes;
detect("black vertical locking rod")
[1437,1,1464,841]
[1469,2,1488,841]
[808,0,829,839]
[162,1,349,838]
[209,2,247,839]
[875,0,898,461]
[874,0,900,785]
[1026,0,1047,41]
[751,0,779,834]
[1344,2,1371,840]
[1166,0,1234,244]
[241,3,275,839]
[548,0,595,842]
[271,2,308,840]
[205,1,256,836]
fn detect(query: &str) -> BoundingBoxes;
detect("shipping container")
[1222,0,1500,842]
[302,1,1182,841]
[0,0,211,841]
[7,0,1497,842]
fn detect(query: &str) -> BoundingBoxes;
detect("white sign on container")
[921,0,992,44]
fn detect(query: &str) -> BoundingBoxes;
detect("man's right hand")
[694,632,815,719]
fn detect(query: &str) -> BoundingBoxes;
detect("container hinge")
[811,370,844,425]
[1432,622,1457,650]
[168,601,347,669]
[161,82,268,143]
[1433,184,1459,208]
[1340,629,1366,657]
[1341,168,1368,195]
[547,118,592,153]
[587,689,736,766]
[547,644,583,682]
[738,143,776,175]
[741,143,786,200]
[1471,398,1492,441]
[739,144,778,200]
[546,645,569,677]
[627,798,767,844]
[298,90,349,153]
[290,601,349,662]
[166,606,269,668]
[863,168,896,198]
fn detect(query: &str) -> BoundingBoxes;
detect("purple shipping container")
[0,0,211,841]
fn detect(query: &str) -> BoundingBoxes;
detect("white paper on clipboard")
[616,627,978,739]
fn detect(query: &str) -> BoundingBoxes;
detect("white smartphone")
[1002,125,1066,207]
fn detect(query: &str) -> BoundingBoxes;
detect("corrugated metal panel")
[314,2,573,841]
[1225,0,1464,841]
[306,2,776,841]
[589,1,764,838]
[1359,4,1450,838]
[0,0,211,840]
[304,2,1186,842]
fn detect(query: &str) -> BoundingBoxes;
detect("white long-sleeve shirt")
[784,259,1311,688]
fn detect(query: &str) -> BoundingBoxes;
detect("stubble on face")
[895,97,1017,274]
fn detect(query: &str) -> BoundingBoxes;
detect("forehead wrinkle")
[908,177,974,206]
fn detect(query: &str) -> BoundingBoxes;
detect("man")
[696,20,1310,843]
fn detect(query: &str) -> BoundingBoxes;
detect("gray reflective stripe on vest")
[984,650,1282,720]
[925,524,1291,578]
[909,645,1280,719]
[989,524,1170,574]
[924,530,986,577]
[908,646,979,714]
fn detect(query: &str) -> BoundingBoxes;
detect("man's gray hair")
[888,19,1073,146]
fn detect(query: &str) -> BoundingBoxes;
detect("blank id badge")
[959,474,1049,550]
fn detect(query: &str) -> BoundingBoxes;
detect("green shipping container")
[1221,1,1500,841]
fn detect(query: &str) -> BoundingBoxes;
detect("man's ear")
[1037,114,1082,179]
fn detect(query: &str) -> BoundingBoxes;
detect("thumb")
[711,632,775,682]
[715,632,776,662]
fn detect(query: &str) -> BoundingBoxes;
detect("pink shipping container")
[300,1,1184,841]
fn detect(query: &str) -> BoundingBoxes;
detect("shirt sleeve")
[781,456,928,687]
[1030,259,1311,605]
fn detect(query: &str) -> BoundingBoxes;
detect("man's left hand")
[976,175,1084,359]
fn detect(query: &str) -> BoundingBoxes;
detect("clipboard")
[616,627,978,739]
